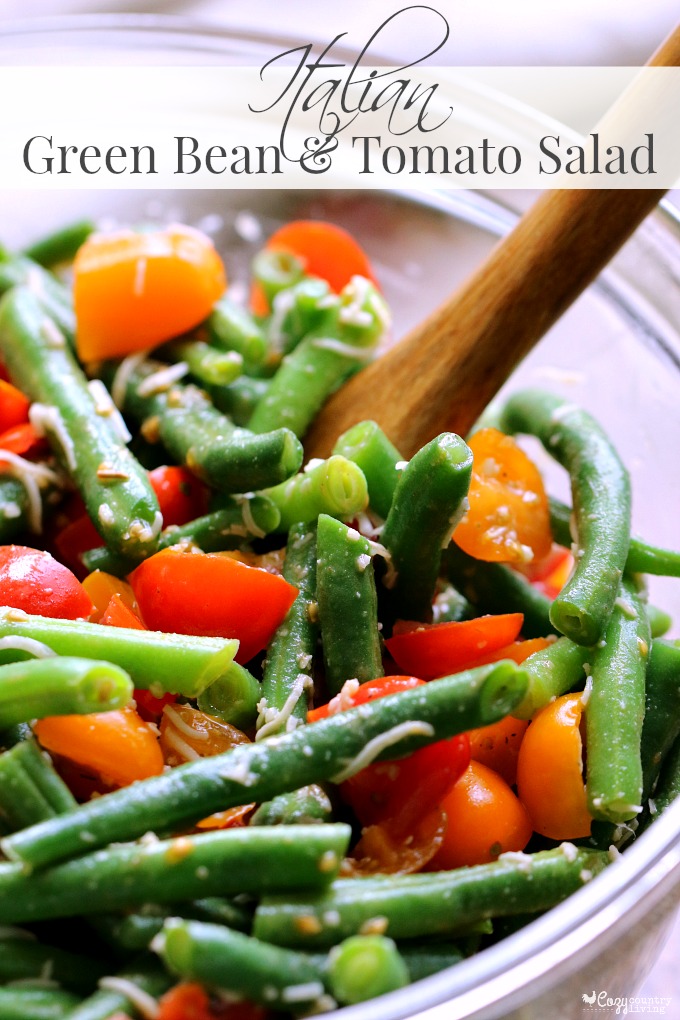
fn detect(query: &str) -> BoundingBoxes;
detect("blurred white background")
[0,0,677,1005]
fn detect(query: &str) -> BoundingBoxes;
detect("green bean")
[196,662,261,731]
[205,374,270,426]
[549,496,680,578]
[640,641,680,800]
[441,544,557,638]
[103,358,302,493]
[388,943,464,982]
[3,661,527,869]
[0,723,32,749]
[258,456,368,532]
[267,276,333,355]
[501,392,630,646]
[63,957,171,1020]
[0,826,349,924]
[254,846,610,948]
[0,987,81,1018]
[0,607,238,699]
[0,657,132,727]
[156,918,329,1010]
[432,583,477,623]
[23,220,95,268]
[327,935,409,1004]
[513,637,589,720]
[251,785,333,827]
[83,496,281,575]
[585,580,650,823]
[258,523,318,737]
[0,937,106,994]
[0,477,30,544]
[332,420,405,520]
[252,249,305,308]
[0,738,76,831]
[647,605,672,638]
[208,295,270,369]
[652,733,680,816]
[159,339,243,386]
[0,288,161,564]
[0,255,75,341]
[93,897,253,954]
[248,278,389,438]
[316,514,383,695]
[380,433,473,623]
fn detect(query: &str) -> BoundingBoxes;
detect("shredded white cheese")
[162,727,201,763]
[98,977,160,1020]
[559,842,579,863]
[0,637,56,658]
[281,982,326,1004]
[28,403,76,471]
[0,452,60,533]
[87,379,132,442]
[111,351,150,408]
[219,755,257,786]
[235,495,265,539]
[127,512,163,544]
[256,674,313,741]
[311,337,374,360]
[98,504,115,527]
[39,317,66,349]
[136,362,189,398]
[331,721,435,783]
[2,502,21,519]
[614,596,637,620]
[163,704,209,742]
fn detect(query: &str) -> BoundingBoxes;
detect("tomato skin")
[34,706,164,789]
[385,614,524,680]
[0,422,48,460]
[74,225,227,361]
[0,379,30,432]
[346,807,447,876]
[82,570,138,622]
[101,593,145,630]
[0,545,93,620]
[453,428,551,565]
[53,511,102,577]
[149,465,209,527]
[468,715,529,786]
[516,693,592,840]
[129,548,298,664]
[158,983,267,1020]
[427,761,533,870]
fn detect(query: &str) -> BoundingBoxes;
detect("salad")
[0,214,678,1019]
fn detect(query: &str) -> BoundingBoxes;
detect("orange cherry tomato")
[82,571,138,622]
[453,428,552,565]
[445,635,555,674]
[149,465,210,527]
[525,545,575,600]
[516,693,592,840]
[385,614,524,680]
[34,706,164,789]
[0,545,93,620]
[74,225,226,361]
[100,593,145,630]
[427,761,533,870]
[251,219,376,314]
[468,715,529,786]
[0,379,30,432]
[130,548,298,664]
[345,807,447,876]
[158,702,250,767]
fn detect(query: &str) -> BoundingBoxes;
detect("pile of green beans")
[0,219,678,1019]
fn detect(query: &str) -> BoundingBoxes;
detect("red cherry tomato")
[386,614,524,680]
[148,465,209,527]
[130,548,298,664]
[0,545,93,619]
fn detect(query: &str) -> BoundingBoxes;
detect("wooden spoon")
[304,25,680,459]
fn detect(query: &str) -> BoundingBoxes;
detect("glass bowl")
[0,16,679,1020]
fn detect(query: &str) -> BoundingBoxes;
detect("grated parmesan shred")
[0,637,56,658]
[163,704,209,742]
[111,351,150,408]
[87,379,132,442]
[311,337,375,360]
[331,721,435,783]
[0,451,60,533]
[256,674,313,741]
[29,404,76,471]
[136,362,190,398]
[98,977,160,1020]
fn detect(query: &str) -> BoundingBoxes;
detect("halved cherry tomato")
[53,511,102,577]
[251,219,376,314]
[74,225,227,361]
[426,761,533,869]
[149,465,209,527]
[0,545,93,619]
[526,545,575,600]
[453,428,551,565]
[34,706,164,789]
[0,423,49,460]
[196,804,256,831]
[385,614,524,680]
[82,570,138,622]
[101,593,145,630]
[158,983,267,1020]
[159,702,250,767]
[468,714,529,786]
[345,807,447,876]
[516,693,592,840]
[310,676,470,832]
[130,548,298,665]
[134,687,177,722]
[0,379,30,432]
[442,635,555,674]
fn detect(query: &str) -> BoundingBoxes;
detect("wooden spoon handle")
[305,25,680,459]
